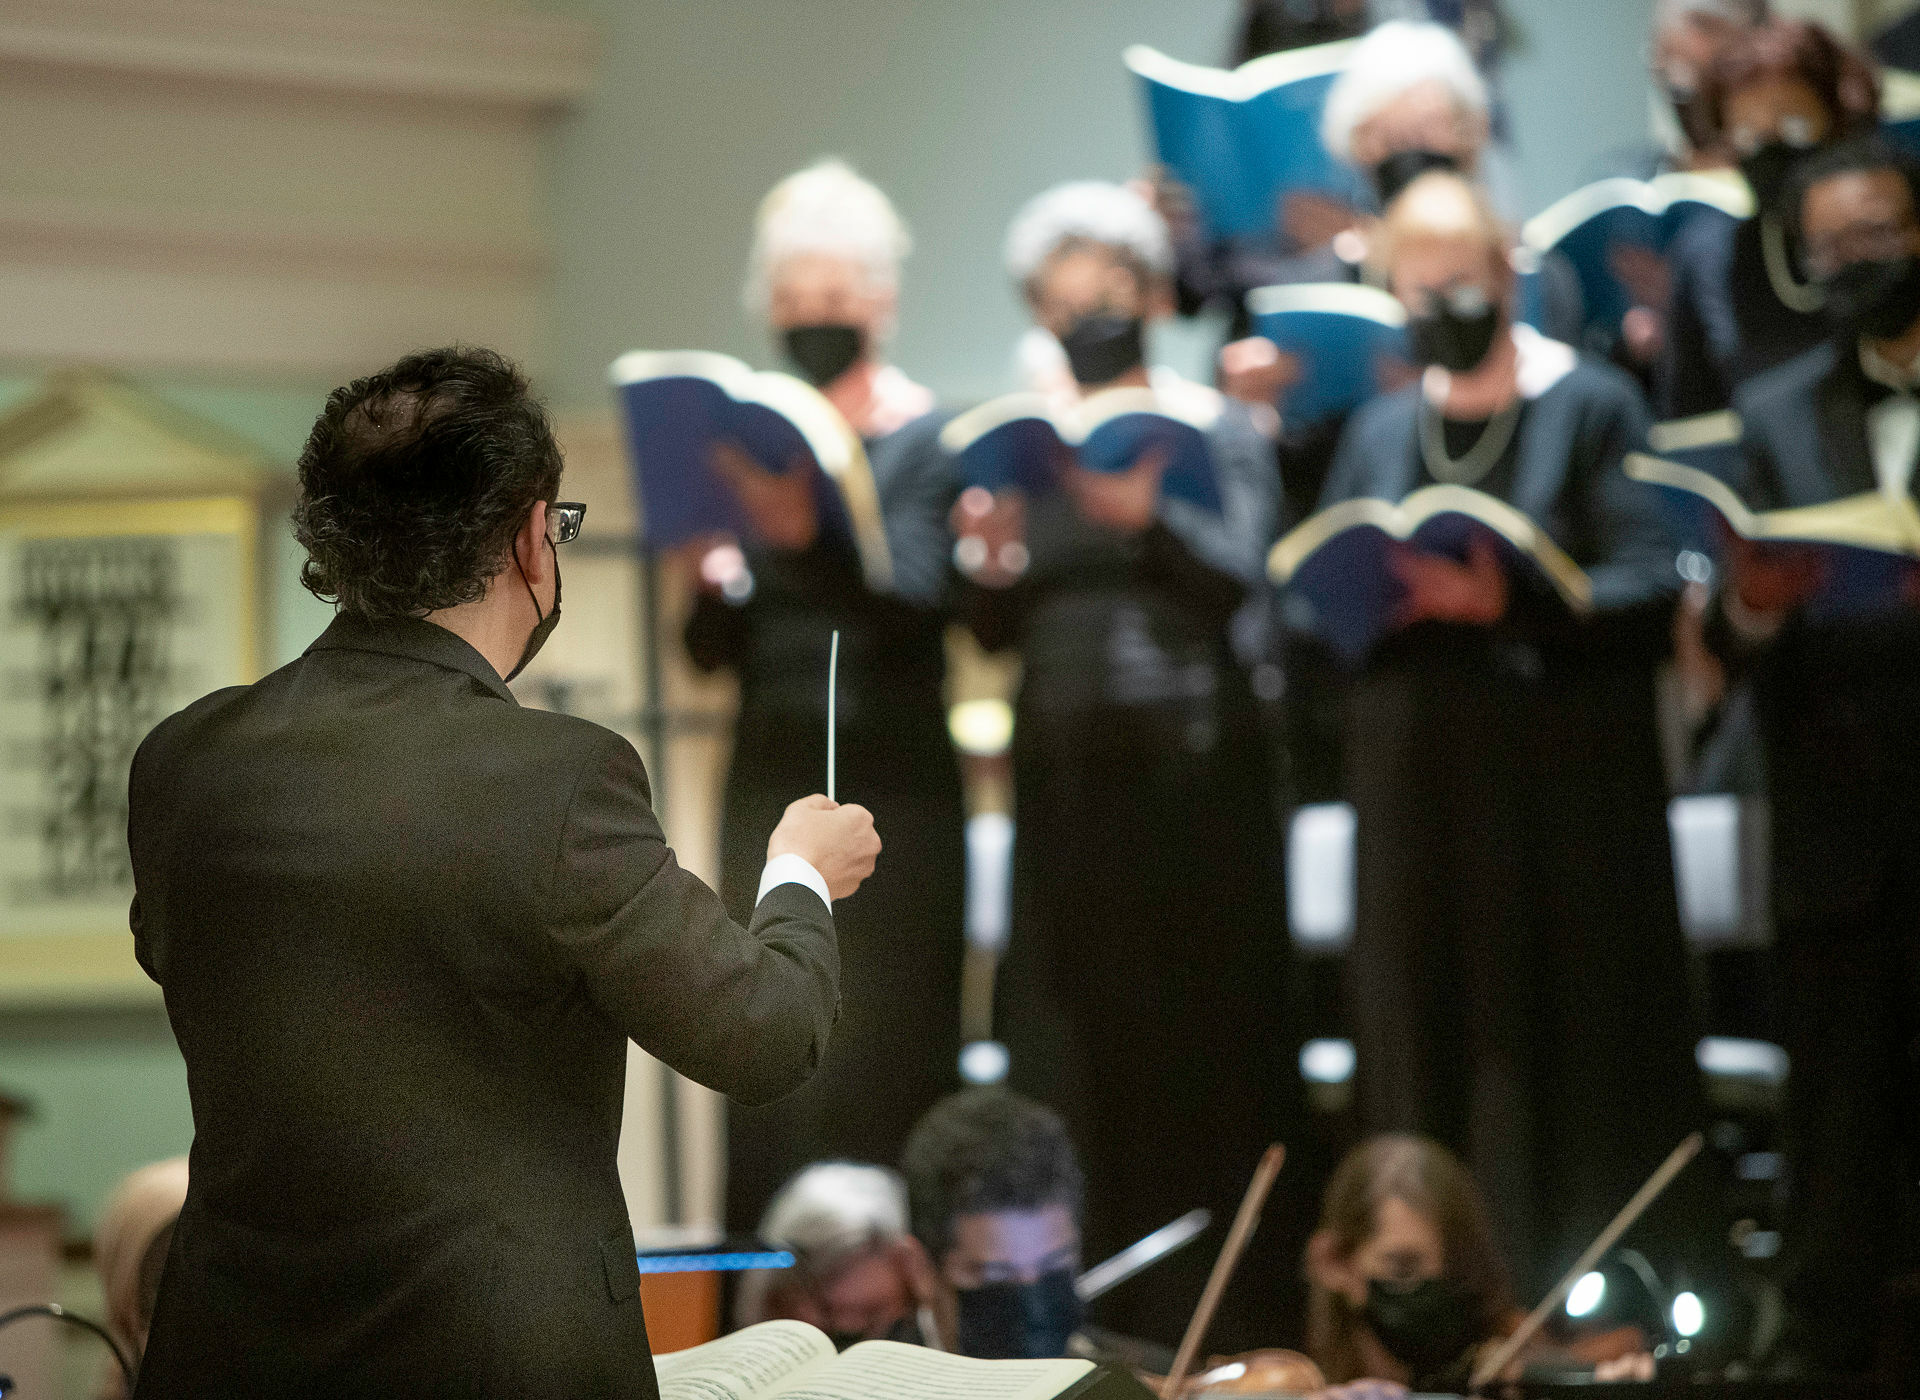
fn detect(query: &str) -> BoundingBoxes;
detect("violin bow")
[1468,1131,1704,1392]
[1160,1144,1286,1399]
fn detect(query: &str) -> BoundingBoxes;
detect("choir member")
[1305,1136,1652,1396]
[1658,17,1880,418]
[955,180,1303,1350]
[733,1162,941,1349]
[1713,135,1920,1376]
[1178,19,1501,351]
[1646,0,1772,177]
[1318,170,1701,1295]
[92,1156,188,1400]
[900,1089,1085,1360]
[685,160,965,1236]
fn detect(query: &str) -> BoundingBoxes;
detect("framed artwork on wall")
[0,375,270,1005]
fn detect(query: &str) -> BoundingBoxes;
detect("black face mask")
[1821,255,1920,341]
[1363,1275,1485,1386]
[1372,149,1461,207]
[1740,141,1807,214]
[1058,313,1146,387]
[954,1268,1083,1359]
[1406,286,1503,373]
[783,324,865,388]
[504,537,560,684]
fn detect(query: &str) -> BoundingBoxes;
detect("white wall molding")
[0,0,597,109]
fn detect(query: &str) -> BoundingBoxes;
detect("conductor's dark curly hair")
[293,346,563,623]
[900,1089,1083,1263]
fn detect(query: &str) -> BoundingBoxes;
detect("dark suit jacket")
[127,614,839,1399]
[1725,340,1920,931]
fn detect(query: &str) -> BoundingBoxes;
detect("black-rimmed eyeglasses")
[550,502,586,544]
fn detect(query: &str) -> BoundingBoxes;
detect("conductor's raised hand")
[769,794,881,902]
[711,441,820,552]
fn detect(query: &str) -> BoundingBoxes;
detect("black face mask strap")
[517,536,552,626]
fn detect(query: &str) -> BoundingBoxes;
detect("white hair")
[1654,0,1768,30]
[1319,20,1490,164]
[759,1162,908,1267]
[1002,180,1173,289]
[744,159,911,311]
[735,1162,909,1330]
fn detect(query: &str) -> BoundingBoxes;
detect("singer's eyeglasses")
[549,502,586,545]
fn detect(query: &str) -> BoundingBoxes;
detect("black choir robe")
[969,398,1307,1351]
[686,411,966,1235]
[1318,339,1703,1295]
[1717,340,1920,1371]
[1659,213,1830,419]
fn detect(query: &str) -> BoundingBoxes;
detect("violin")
[1170,1347,1326,1396]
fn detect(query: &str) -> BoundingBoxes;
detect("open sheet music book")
[938,382,1224,513]
[1247,282,1410,426]
[653,1320,1155,1400]
[1124,39,1361,240]
[1520,172,1750,340]
[1269,485,1593,663]
[1625,452,1920,620]
[609,350,892,589]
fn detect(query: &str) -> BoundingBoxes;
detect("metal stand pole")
[637,543,683,1227]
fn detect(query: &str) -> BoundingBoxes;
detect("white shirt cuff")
[757,853,831,911]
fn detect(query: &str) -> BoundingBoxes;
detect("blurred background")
[0,0,1908,1391]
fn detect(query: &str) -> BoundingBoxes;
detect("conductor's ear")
[515,500,552,583]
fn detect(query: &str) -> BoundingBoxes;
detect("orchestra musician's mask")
[954,1267,1082,1360]
[1362,1273,1484,1383]
[939,1201,1082,1359]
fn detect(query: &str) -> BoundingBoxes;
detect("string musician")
[1300,1135,1653,1398]
[953,181,1303,1351]
[684,161,967,1235]
[1710,134,1920,1376]
[1315,170,1702,1297]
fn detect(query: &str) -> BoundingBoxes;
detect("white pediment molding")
[0,0,598,110]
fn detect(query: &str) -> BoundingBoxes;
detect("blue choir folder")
[1625,452,1920,622]
[1883,68,1920,158]
[609,350,892,588]
[1647,410,1746,490]
[1520,172,1750,340]
[1124,39,1362,241]
[938,383,1224,513]
[1268,485,1593,664]
[1247,281,1409,426]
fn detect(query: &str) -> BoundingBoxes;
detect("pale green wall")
[0,375,334,1232]
[541,0,1241,409]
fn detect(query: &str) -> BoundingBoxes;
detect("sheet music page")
[655,1320,838,1400]
[768,1339,1093,1400]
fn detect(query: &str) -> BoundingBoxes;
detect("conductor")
[125,348,880,1398]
